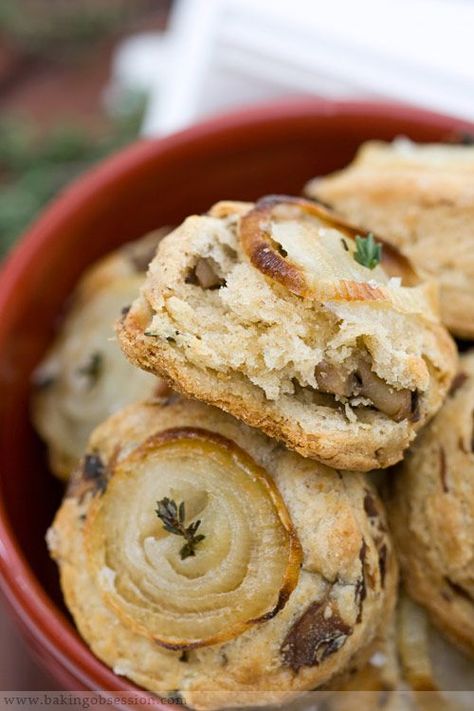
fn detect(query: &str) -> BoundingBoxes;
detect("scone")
[388,351,474,658]
[305,139,474,338]
[118,196,457,471]
[47,397,397,710]
[31,229,169,479]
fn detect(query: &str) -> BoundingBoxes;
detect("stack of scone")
[34,139,474,711]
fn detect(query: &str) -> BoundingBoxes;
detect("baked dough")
[47,397,397,710]
[306,139,474,338]
[388,351,474,658]
[117,197,457,471]
[31,229,169,479]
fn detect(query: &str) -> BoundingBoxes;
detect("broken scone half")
[32,229,170,480]
[306,139,474,338]
[48,398,396,710]
[118,197,456,471]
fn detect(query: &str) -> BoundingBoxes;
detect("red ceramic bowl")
[0,99,472,704]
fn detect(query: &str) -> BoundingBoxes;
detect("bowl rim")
[0,97,470,697]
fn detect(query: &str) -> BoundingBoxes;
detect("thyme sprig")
[353,233,382,270]
[155,497,205,560]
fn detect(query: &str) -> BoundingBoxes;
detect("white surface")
[123,0,474,135]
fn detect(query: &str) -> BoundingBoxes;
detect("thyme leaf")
[353,233,382,270]
[155,497,206,560]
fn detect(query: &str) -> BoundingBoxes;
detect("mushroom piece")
[314,361,356,398]
[355,360,412,422]
[186,258,226,289]
[314,357,413,422]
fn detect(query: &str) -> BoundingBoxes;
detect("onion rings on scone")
[47,397,397,710]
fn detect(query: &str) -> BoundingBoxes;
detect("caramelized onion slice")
[239,196,437,317]
[85,428,302,650]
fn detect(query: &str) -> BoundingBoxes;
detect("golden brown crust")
[119,308,415,470]
[388,352,474,658]
[117,201,457,471]
[48,398,397,709]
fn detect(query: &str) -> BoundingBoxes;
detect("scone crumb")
[324,604,333,620]
[113,660,133,676]
[98,565,116,591]
[45,526,59,554]
[369,651,387,668]
[344,402,357,423]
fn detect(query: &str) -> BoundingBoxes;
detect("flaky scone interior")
[118,197,457,471]
[305,139,474,339]
[48,398,397,710]
[389,352,474,659]
[31,229,169,479]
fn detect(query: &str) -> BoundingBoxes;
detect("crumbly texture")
[48,398,397,710]
[388,351,474,659]
[31,229,169,479]
[117,200,456,471]
[306,139,474,338]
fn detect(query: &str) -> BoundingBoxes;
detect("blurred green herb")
[0,101,145,258]
[353,233,382,270]
[0,0,153,59]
